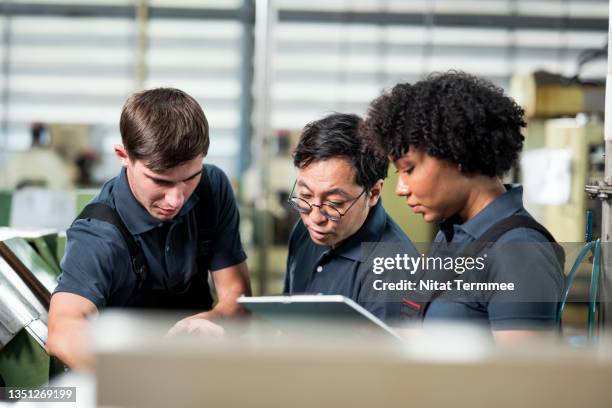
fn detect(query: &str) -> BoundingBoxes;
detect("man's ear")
[114,144,130,167]
[367,179,384,207]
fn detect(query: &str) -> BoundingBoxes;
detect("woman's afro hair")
[362,71,526,177]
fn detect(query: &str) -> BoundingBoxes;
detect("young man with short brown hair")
[47,88,251,368]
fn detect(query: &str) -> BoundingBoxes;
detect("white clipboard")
[237,294,400,339]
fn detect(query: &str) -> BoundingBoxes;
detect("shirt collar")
[332,200,387,261]
[113,167,199,235]
[439,184,524,242]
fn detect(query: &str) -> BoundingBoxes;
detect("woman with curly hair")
[362,71,565,342]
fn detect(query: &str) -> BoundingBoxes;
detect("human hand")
[166,314,225,338]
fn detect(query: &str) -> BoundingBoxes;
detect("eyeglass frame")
[287,179,367,222]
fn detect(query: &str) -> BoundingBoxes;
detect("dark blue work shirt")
[54,164,247,309]
[424,185,564,330]
[284,200,419,322]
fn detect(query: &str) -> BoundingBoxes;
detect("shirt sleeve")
[54,218,132,309]
[485,228,565,330]
[206,165,248,271]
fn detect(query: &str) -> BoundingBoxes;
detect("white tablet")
[237,294,400,339]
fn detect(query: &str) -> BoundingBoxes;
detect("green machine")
[0,236,60,388]
[0,191,10,227]
[0,188,97,228]
[0,188,97,389]
[0,187,97,273]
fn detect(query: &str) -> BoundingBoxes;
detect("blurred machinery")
[0,229,62,390]
[512,71,606,333]
[49,123,98,187]
[0,189,97,230]
[512,70,606,241]
[1,123,76,190]
[0,188,110,392]
[0,122,100,191]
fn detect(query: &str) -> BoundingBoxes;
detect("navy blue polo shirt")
[54,164,247,309]
[284,200,419,322]
[424,185,564,330]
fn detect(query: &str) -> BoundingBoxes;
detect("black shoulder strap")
[191,166,217,278]
[401,214,564,320]
[195,165,215,238]
[468,215,565,265]
[74,202,148,289]
[75,203,137,255]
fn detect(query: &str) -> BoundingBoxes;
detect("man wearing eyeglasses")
[284,113,419,322]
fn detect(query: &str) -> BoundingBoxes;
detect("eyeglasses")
[287,180,366,222]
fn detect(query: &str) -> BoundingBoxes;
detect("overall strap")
[468,215,564,265]
[194,165,216,241]
[74,202,148,289]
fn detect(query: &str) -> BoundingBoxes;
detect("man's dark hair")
[362,71,526,178]
[293,113,388,190]
[120,87,209,172]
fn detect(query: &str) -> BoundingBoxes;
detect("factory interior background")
[0,0,610,406]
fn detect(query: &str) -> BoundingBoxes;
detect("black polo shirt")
[284,200,418,322]
[54,164,247,309]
